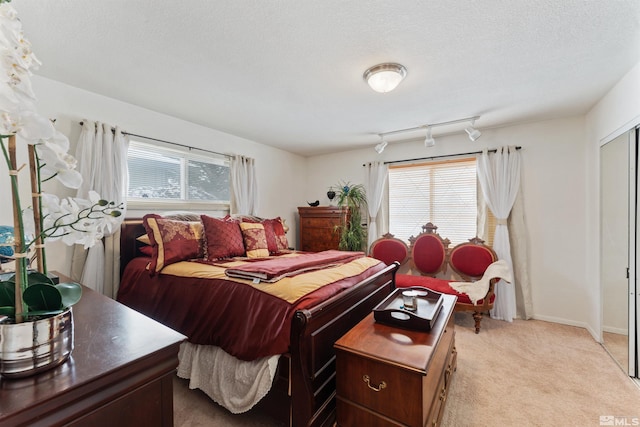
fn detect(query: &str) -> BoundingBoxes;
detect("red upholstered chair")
[408,223,450,277]
[424,237,498,333]
[369,233,410,268]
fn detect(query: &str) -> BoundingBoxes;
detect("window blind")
[388,158,477,245]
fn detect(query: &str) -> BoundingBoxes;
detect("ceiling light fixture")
[424,126,435,147]
[363,63,407,93]
[464,119,482,141]
[374,137,388,154]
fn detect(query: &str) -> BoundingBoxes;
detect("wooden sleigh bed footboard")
[118,217,398,427]
[258,261,398,427]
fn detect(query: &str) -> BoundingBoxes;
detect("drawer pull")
[362,375,387,392]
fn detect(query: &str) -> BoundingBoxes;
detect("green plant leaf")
[0,280,14,306]
[26,271,55,286]
[0,306,15,316]
[22,283,62,311]
[56,282,82,308]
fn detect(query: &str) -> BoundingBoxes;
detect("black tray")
[373,286,444,331]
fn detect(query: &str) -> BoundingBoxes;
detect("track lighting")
[464,119,481,141]
[375,115,481,150]
[374,138,388,154]
[424,126,435,147]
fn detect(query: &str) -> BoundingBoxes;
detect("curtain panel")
[477,145,525,322]
[364,162,388,252]
[70,121,128,298]
[230,155,257,216]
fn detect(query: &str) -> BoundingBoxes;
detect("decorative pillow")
[255,219,277,254]
[162,211,202,222]
[239,222,270,258]
[139,245,153,256]
[142,214,205,274]
[136,234,151,245]
[201,215,245,260]
[270,217,289,250]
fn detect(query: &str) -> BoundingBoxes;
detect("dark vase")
[327,190,336,202]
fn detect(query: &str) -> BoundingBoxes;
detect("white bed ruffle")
[176,342,281,414]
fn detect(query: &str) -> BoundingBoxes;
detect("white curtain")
[364,161,388,252]
[230,155,257,215]
[477,146,520,322]
[71,121,129,298]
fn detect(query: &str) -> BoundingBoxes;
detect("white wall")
[585,59,640,338]
[0,76,307,277]
[305,117,589,325]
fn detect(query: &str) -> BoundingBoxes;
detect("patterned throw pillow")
[201,215,246,260]
[142,214,205,274]
[239,222,270,258]
[257,219,279,254]
[270,217,289,250]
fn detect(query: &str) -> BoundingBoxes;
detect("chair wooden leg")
[472,311,483,334]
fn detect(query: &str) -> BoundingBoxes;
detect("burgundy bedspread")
[117,256,385,361]
[224,250,364,282]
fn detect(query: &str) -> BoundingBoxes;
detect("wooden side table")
[0,274,186,427]
[334,294,457,427]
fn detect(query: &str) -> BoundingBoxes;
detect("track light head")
[374,139,388,154]
[465,120,481,141]
[424,127,435,147]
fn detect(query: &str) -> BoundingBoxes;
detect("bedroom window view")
[127,141,230,204]
[388,158,477,245]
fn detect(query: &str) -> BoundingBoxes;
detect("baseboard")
[602,325,629,335]
[531,314,599,341]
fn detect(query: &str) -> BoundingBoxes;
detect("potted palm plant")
[333,181,368,251]
[0,0,121,378]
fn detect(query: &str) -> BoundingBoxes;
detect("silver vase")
[0,308,74,378]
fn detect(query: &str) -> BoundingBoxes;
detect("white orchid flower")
[36,131,82,189]
[39,191,120,249]
[0,109,54,141]
[0,4,40,73]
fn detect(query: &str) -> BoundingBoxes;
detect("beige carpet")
[603,331,629,373]
[173,314,640,426]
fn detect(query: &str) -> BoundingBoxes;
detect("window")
[127,140,230,206]
[388,158,478,245]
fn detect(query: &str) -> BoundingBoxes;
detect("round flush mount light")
[363,63,407,93]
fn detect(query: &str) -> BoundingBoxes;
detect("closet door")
[600,128,637,377]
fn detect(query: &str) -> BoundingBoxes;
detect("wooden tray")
[373,286,444,331]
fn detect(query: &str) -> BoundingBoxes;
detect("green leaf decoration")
[23,283,62,311]
[0,280,14,307]
[26,271,55,286]
[0,306,15,316]
[56,282,82,309]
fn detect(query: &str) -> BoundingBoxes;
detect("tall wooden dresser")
[334,294,457,427]
[298,206,349,252]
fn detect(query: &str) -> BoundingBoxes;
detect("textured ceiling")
[14,0,640,156]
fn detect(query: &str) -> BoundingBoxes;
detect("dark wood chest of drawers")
[334,294,457,427]
[298,206,349,252]
[0,274,186,427]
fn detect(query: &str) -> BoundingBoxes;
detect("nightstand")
[334,294,457,427]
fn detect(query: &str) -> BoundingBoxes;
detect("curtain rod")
[363,146,522,166]
[78,121,231,159]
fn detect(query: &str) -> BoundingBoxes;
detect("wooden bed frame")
[119,218,398,427]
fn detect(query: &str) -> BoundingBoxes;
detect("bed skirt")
[176,342,281,414]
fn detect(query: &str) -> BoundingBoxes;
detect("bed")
[116,216,398,427]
